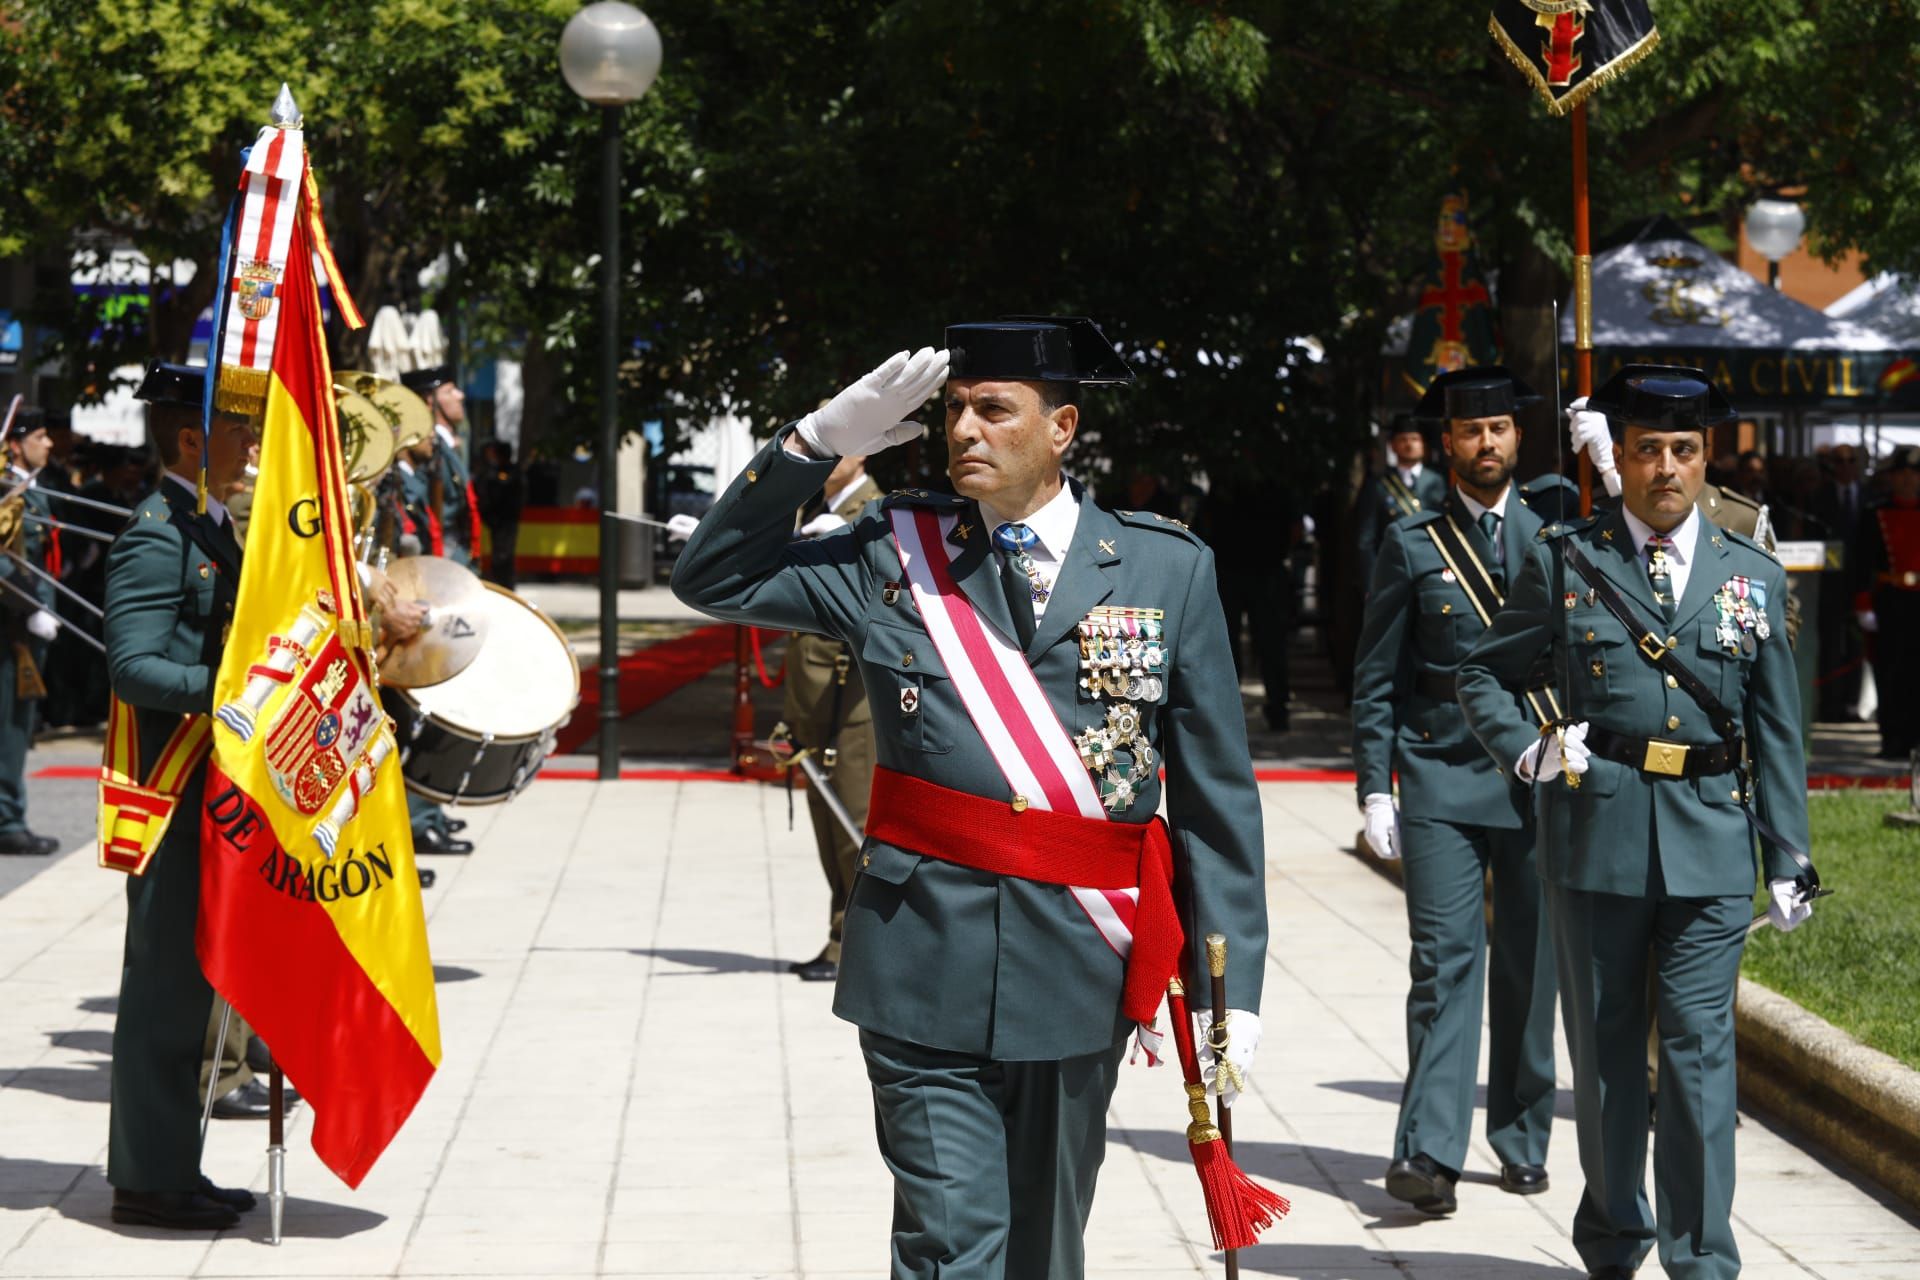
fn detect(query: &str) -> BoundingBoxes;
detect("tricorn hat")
[944,316,1134,386]
[1413,366,1543,424]
[134,362,207,411]
[5,406,45,440]
[1385,412,1423,438]
[399,365,456,396]
[1588,364,1737,438]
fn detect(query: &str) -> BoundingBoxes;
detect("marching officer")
[1854,445,1920,759]
[103,363,260,1230]
[1356,414,1448,589]
[1350,367,1558,1216]
[1459,365,1815,1280]
[0,409,62,855]
[781,451,883,983]
[400,366,478,569]
[673,319,1268,1279]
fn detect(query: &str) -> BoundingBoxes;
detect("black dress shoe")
[110,1189,240,1231]
[1384,1153,1458,1215]
[1499,1162,1549,1195]
[195,1175,257,1212]
[418,867,437,889]
[1587,1268,1636,1279]
[792,957,839,982]
[211,1077,302,1119]
[0,828,58,856]
[446,818,468,833]
[245,1036,273,1075]
[415,828,473,855]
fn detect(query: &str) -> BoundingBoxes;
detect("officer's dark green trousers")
[0,642,42,834]
[1546,882,1747,1280]
[860,1030,1126,1280]
[407,790,449,838]
[108,772,217,1192]
[1394,816,1556,1174]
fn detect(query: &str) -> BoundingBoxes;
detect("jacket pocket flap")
[858,840,923,885]
[860,622,947,678]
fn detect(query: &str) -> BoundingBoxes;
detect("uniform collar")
[1454,484,1510,522]
[163,470,230,526]
[980,475,1080,561]
[1397,462,1423,485]
[1621,501,1699,565]
[435,423,460,450]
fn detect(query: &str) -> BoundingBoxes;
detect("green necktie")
[1478,510,1504,593]
[1647,535,1678,624]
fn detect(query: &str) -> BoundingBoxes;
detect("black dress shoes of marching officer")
[1587,1268,1636,1279]
[788,950,839,982]
[110,1189,240,1231]
[0,828,59,856]
[195,1175,257,1213]
[1499,1162,1550,1195]
[446,818,468,834]
[415,828,473,855]
[211,1076,302,1119]
[1385,1152,1458,1216]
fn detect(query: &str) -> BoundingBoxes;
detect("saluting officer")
[1350,367,1559,1216]
[781,451,884,983]
[0,409,63,855]
[103,363,260,1230]
[1459,366,1815,1280]
[673,318,1267,1280]
[1356,414,1448,589]
[400,366,478,569]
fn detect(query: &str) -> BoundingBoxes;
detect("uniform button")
[1730,789,1742,800]
[1667,715,1681,730]
[745,468,758,483]
[902,652,913,667]
[1011,794,1029,813]
[1666,675,1679,688]
[1421,730,1431,741]
[861,853,871,867]
[1667,635,1678,648]
[1585,629,1596,642]
[1441,603,1453,614]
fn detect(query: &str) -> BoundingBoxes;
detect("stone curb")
[1342,841,1920,1211]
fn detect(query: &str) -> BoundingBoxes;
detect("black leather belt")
[1585,726,1740,779]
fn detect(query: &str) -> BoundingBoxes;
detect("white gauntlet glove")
[1362,792,1400,861]
[25,610,57,642]
[1766,878,1813,933]
[1517,720,1590,783]
[798,511,849,539]
[1567,397,1623,498]
[665,513,700,543]
[1194,1008,1261,1108]
[794,347,950,458]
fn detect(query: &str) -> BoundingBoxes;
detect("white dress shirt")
[1621,503,1701,604]
[981,478,1082,621]
[1396,463,1424,489]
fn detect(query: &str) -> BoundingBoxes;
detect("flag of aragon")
[197,165,440,1189]
[1489,1,1659,116]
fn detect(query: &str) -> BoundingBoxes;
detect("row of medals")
[1073,608,1166,812]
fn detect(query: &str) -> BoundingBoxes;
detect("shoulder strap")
[1424,512,1561,727]
[1380,471,1420,516]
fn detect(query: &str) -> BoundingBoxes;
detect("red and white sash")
[890,506,1163,1059]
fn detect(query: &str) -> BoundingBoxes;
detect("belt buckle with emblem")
[1642,740,1688,777]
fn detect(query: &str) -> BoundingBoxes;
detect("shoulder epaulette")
[1718,526,1780,563]
[1536,513,1598,541]
[1400,508,1444,529]
[1112,508,1202,542]
[881,488,965,509]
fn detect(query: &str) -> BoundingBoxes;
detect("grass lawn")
[1743,789,1920,1071]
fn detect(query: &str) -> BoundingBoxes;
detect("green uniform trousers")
[408,789,450,838]
[107,772,217,1192]
[1395,816,1557,1173]
[1546,882,1748,1280]
[861,1030,1126,1280]
[0,641,43,834]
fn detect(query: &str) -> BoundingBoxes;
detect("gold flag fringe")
[1488,18,1661,118]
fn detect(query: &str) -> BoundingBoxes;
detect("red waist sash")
[866,766,1184,1024]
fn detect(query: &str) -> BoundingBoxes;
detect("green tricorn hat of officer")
[944,316,1134,386]
[1588,364,1738,438]
[134,361,208,411]
[1412,365,1543,424]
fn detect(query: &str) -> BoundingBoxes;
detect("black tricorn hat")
[6,406,45,440]
[400,365,456,395]
[134,362,207,410]
[1386,412,1423,437]
[945,316,1134,386]
[1413,366,1543,424]
[1588,364,1737,438]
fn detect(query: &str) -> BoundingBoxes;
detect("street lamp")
[1746,197,1806,291]
[560,1,662,781]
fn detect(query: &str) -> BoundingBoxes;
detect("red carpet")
[552,624,740,757]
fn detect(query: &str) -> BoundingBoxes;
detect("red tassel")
[1189,1135,1291,1251]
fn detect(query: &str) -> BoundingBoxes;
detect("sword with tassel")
[1206,934,1243,1279]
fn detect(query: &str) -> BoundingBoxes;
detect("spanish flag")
[197,110,439,1188]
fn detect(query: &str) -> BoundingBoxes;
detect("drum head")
[406,584,579,741]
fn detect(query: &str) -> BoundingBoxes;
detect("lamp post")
[1746,197,1806,292]
[560,1,662,781]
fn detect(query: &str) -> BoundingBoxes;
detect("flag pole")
[1571,100,1595,516]
[267,1058,287,1244]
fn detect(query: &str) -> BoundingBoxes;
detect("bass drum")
[390,584,580,804]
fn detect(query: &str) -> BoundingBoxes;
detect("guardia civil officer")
[0,409,63,855]
[781,451,883,983]
[673,318,1267,1279]
[1356,414,1448,589]
[400,366,478,569]
[1459,366,1815,1280]
[1350,367,1558,1215]
[1853,445,1920,759]
[103,363,260,1230]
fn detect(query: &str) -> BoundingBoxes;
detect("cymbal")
[335,388,396,484]
[377,556,491,689]
[334,369,433,452]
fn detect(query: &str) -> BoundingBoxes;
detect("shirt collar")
[1454,484,1511,523]
[980,476,1080,561]
[1621,502,1699,565]
[825,471,868,513]
[1398,462,1423,484]
[164,470,231,526]
[435,423,460,450]
[5,465,32,486]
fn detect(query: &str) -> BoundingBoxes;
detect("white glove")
[1517,720,1590,783]
[1567,397,1623,498]
[665,513,700,543]
[1857,609,1879,634]
[798,511,849,539]
[1767,877,1813,933]
[1194,1008,1261,1108]
[26,610,57,642]
[794,347,949,458]
[1362,792,1400,861]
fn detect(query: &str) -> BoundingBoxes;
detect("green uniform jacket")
[672,429,1267,1061]
[1351,486,1554,829]
[783,474,886,739]
[434,434,475,566]
[1457,508,1810,898]
[1356,465,1448,587]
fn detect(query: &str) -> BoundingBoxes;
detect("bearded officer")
[1351,367,1559,1216]
[673,318,1267,1279]
[0,408,62,855]
[103,363,260,1230]
[1459,365,1814,1280]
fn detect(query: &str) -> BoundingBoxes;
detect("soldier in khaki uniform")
[782,453,884,982]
